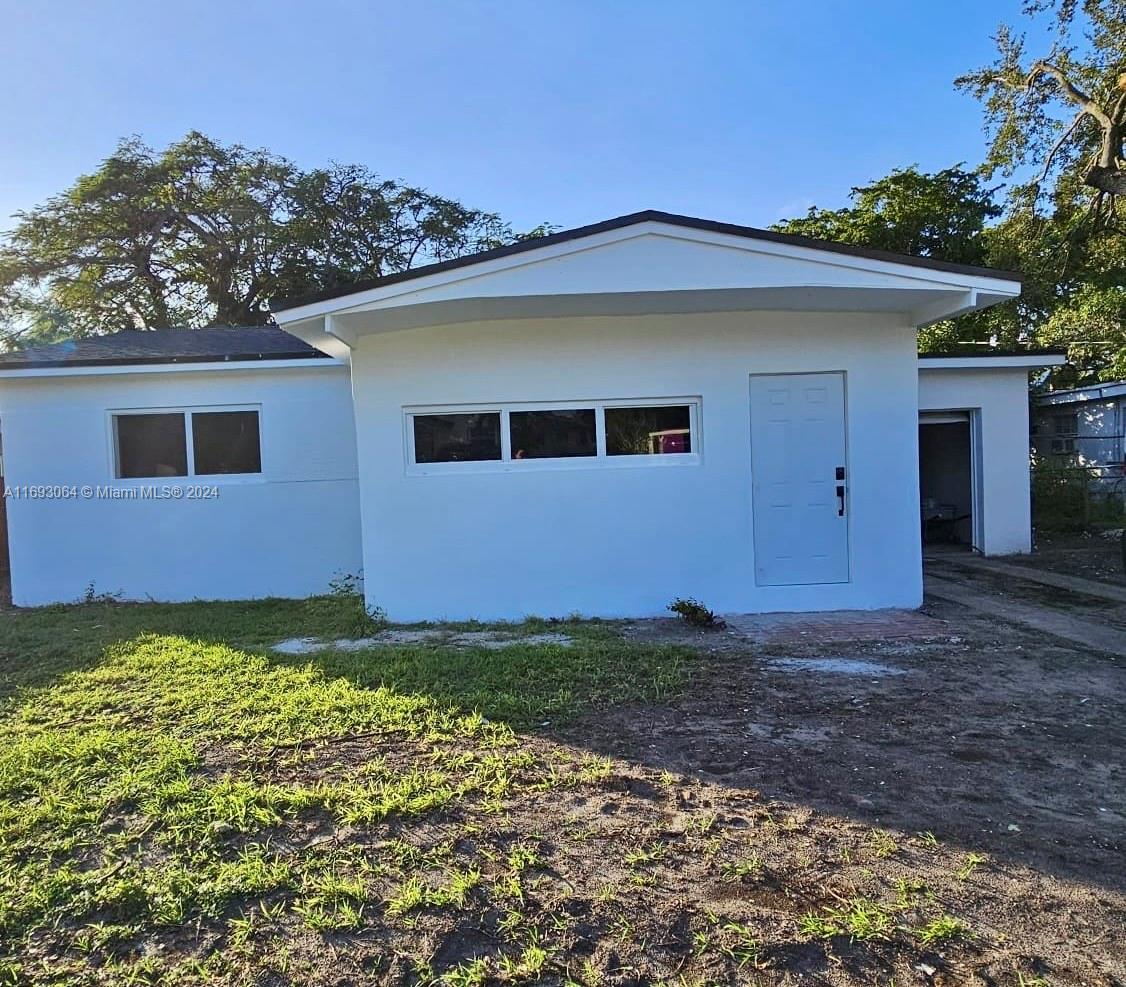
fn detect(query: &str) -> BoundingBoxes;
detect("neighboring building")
[0,211,1064,618]
[1032,380,1126,475]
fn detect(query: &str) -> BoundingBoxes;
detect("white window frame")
[404,398,702,475]
[107,404,264,483]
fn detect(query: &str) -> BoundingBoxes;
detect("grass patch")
[0,596,691,981]
[800,898,895,942]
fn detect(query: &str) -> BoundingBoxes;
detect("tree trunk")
[1084,164,1126,196]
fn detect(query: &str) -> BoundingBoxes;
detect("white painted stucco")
[350,312,925,621]
[0,363,362,606]
[919,365,1033,555]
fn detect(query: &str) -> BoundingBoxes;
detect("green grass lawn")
[0,594,692,985]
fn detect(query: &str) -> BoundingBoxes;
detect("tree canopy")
[0,132,537,346]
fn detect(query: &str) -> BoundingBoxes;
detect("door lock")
[836,484,846,516]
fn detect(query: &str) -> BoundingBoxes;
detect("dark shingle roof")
[271,209,1026,313]
[0,326,327,370]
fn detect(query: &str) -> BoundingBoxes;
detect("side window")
[192,411,261,475]
[406,399,700,470]
[112,407,261,479]
[509,409,596,459]
[114,413,188,479]
[605,405,692,455]
[413,412,501,463]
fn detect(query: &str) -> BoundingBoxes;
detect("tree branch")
[1027,59,1114,130]
[1035,110,1086,186]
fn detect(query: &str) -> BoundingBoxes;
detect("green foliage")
[1032,463,1126,531]
[774,167,1018,351]
[799,898,894,941]
[916,914,970,946]
[774,166,1001,265]
[667,597,725,628]
[954,0,1125,210]
[0,131,534,346]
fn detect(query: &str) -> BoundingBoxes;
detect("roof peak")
[271,208,1025,314]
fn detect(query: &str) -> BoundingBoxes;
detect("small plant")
[624,842,667,868]
[800,898,894,942]
[868,829,899,858]
[80,581,123,605]
[304,571,388,636]
[719,856,763,882]
[667,597,727,628]
[956,851,988,881]
[916,915,969,945]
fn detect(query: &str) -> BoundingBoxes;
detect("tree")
[955,0,1125,381]
[955,0,1126,225]
[773,166,1002,264]
[773,167,1016,350]
[0,132,529,346]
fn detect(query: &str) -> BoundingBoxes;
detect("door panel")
[750,372,849,586]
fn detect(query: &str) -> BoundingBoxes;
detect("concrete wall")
[919,366,1032,555]
[0,363,362,605]
[350,311,924,621]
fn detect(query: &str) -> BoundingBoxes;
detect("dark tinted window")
[510,409,596,459]
[605,405,692,455]
[115,413,188,478]
[413,412,501,463]
[192,411,261,475]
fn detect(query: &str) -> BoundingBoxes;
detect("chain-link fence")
[1032,464,1126,531]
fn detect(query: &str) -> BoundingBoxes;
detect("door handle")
[836,484,846,516]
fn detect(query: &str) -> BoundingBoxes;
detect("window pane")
[413,413,501,463]
[115,413,188,478]
[606,405,692,455]
[192,411,262,475]
[510,409,596,459]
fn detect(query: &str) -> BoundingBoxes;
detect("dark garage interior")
[919,418,974,547]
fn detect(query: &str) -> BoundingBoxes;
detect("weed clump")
[667,597,726,629]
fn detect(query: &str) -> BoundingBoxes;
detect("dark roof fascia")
[271,209,1026,313]
[917,349,1067,361]
[0,351,331,372]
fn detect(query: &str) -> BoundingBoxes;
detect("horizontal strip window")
[406,399,700,472]
[111,407,261,479]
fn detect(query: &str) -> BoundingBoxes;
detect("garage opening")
[919,412,978,550]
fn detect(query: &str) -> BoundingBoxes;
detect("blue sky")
[0,0,1048,235]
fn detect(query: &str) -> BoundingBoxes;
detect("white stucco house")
[0,211,1065,619]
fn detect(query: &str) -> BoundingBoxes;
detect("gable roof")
[271,209,1025,313]
[0,326,326,371]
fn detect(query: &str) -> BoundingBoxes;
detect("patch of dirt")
[555,588,1125,985]
[1024,530,1126,585]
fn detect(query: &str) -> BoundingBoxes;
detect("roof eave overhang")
[270,220,1021,355]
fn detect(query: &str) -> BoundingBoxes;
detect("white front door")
[750,372,849,586]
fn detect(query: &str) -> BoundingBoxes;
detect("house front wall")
[350,311,924,621]
[0,364,362,605]
[918,366,1032,555]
